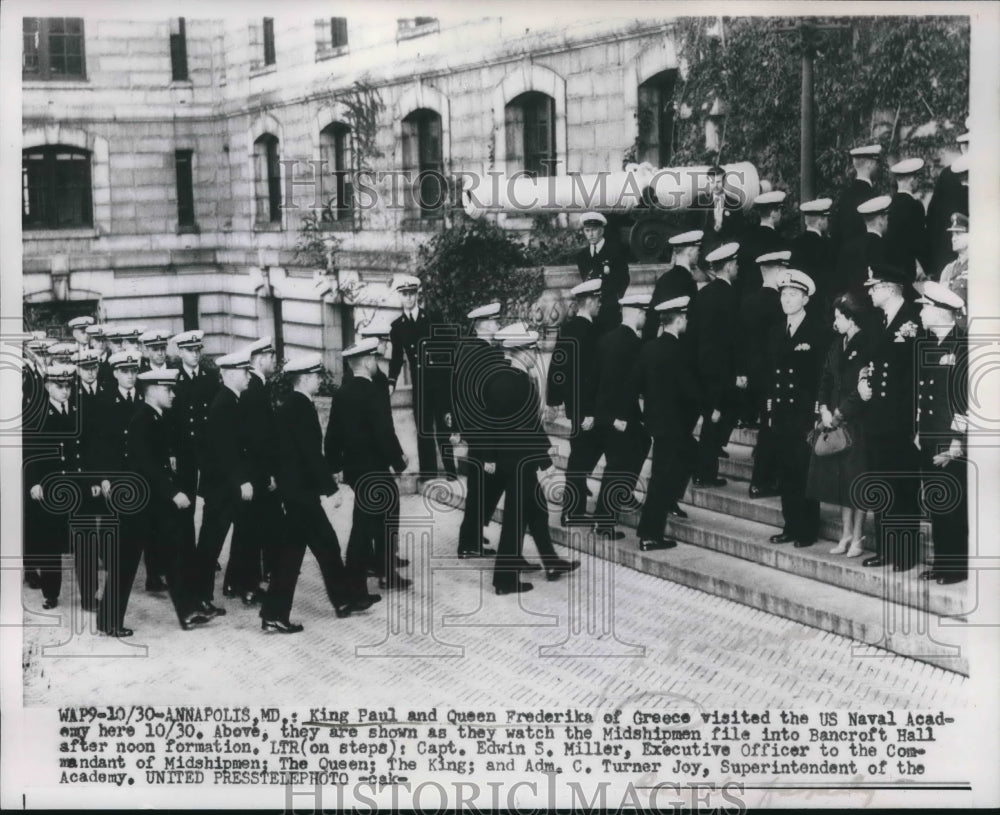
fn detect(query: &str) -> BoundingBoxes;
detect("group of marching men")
[20,137,972,637]
[545,135,970,584]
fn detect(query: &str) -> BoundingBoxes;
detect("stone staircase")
[318,388,970,675]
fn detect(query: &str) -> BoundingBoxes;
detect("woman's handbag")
[808,423,852,457]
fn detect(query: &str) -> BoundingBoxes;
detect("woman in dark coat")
[806,292,870,556]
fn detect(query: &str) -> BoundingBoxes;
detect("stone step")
[429,482,968,676]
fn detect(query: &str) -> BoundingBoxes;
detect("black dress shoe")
[102,627,134,638]
[793,540,816,548]
[180,612,210,630]
[893,561,916,572]
[42,597,59,610]
[444,472,458,482]
[393,555,409,568]
[494,581,534,596]
[544,559,581,580]
[667,504,688,519]
[919,569,938,581]
[693,477,727,488]
[748,485,776,499]
[936,573,967,585]
[334,603,353,618]
[769,533,794,544]
[261,618,304,634]
[505,558,541,572]
[200,601,227,617]
[862,556,889,568]
[146,575,168,592]
[639,538,678,552]
[242,589,262,606]
[378,574,412,590]
[24,571,42,590]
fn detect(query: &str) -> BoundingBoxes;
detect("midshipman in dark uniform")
[576,211,630,334]
[642,230,702,342]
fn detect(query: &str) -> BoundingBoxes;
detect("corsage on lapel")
[794,343,811,352]
[939,352,957,366]
[894,321,919,342]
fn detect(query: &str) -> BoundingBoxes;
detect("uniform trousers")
[193,485,242,603]
[593,422,651,522]
[412,375,455,479]
[493,461,560,589]
[457,456,504,553]
[920,447,968,577]
[24,497,66,602]
[637,433,696,540]
[96,514,144,632]
[865,431,921,565]
[261,499,349,622]
[174,455,200,557]
[695,397,740,481]
[347,472,399,580]
[562,424,601,520]
[226,488,284,592]
[773,425,820,542]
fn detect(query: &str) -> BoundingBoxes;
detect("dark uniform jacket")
[764,312,829,432]
[24,402,86,490]
[862,300,922,438]
[692,193,747,247]
[482,365,551,476]
[886,191,930,283]
[916,326,968,449]
[95,388,144,471]
[172,365,219,467]
[836,230,888,295]
[125,403,180,508]
[388,307,453,413]
[738,286,783,387]
[450,338,507,459]
[277,391,338,504]
[790,229,836,302]
[691,277,742,412]
[628,332,702,439]
[926,167,968,277]
[576,240,630,328]
[832,177,877,247]
[240,372,280,493]
[642,265,698,342]
[594,324,643,427]
[737,223,787,293]
[546,315,599,426]
[74,379,105,473]
[325,375,406,485]
[97,352,116,393]
[199,386,251,499]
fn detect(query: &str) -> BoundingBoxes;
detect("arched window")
[22,145,92,229]
[319,122,352,223]
[505,92,555,177]
[637,70,677,167]
[401,109,444,218]
[253,134,281,224]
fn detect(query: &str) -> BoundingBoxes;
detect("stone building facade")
[22,12,684,371]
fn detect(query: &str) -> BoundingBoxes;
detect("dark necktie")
[786,323,792,338]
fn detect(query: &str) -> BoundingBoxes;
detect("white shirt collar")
[184,364,199,378]
[250,368,265,382]
[786,310,806,336]
[591,238,605,256]
[118,387,134,400]
[807,226,824,236]
[882,297,904,328]
[49,398,68,413]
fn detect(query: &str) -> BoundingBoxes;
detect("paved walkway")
[21,487,967,711]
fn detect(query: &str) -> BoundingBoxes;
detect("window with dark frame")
[23,17,86,80]
[330,17,348,48]
[170,18,188,81]
[401,109,445,219]
[182,293,200,331]
[319,123,353,223]
[505,91,556,178]
[253,134,282,224]
[262,18,276,66]
[637,70,678,167]
[175,150,195,227]
[22,146,93,230]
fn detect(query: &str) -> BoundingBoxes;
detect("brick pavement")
[21,486,967,710]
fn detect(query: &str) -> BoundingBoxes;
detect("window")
[637,70,678,167]
[331,17,348,48]
[23,17,86,80]
[262,18,275,66]
[319,124,353,223]
[505,92,556,178]
[182,294,200,331]
[22,146,93,229]
[170,18,188,81]
[175,150,195,228]
[253,134,282,224]
[401,109,445,219]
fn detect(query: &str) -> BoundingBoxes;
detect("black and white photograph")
[2,0,998,809]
